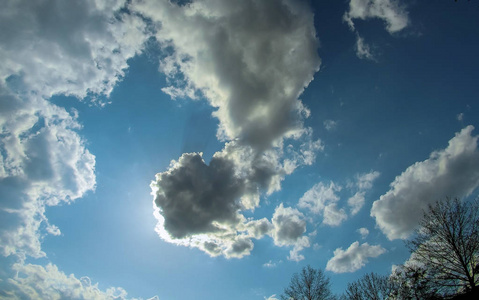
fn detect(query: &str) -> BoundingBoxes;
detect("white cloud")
[343,0,409,34]
[263,260,277,268]
[0,1,150,297]
[355,34,375,61]
[0,87,96,258]
[322,204,348,227]
[323,120,338,131]
[357,227,369,239]
[326,241,386,273]
[133,0,320,150]
[137,0,322,260]
[298,181,341,215]
[371,126,479,240]
[271,204,310,261]
[299,172,379,225]
[2,262,147,300]
[356,171,380,190]
[348,192,365,216]
[0,0,149,100]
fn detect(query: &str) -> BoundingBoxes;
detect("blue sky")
[1,0,479,299]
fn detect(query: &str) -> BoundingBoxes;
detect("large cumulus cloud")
[138,0,322,259]
[0,0,148,100]
[371,126,479,240]
[133,0,320,150]
[0,0,151,297]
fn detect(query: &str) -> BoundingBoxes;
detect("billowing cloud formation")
[0,87,96,258]
[1,262,158,300]
[1,0,149,297]
[271,204,309,261]
[343,0,409,34]
[371,126,479,240]
[326,241,386,273]
[139,0,322,259]
[133,0,320,150]
[0,0,148,100]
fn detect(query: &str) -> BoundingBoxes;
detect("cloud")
[271,204,310,261]
[322,204,348,227]
[137,0,322,259]
[347,192,365,216]
[0,86,96,258]
[356,171,380,190]
[371,126,479,240]
[355,34,375,61]
[299,171,379,225]
[357,227,369,239]
[133,0,320,150]
[343,0,409,34]
[323,120,338,131]
[1,262,150,300]
[326,241,386,273]
[298,181,342,215]
[0,0,150,297]
[0,0,148,100]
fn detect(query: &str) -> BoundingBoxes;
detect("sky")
[1,0,479,299]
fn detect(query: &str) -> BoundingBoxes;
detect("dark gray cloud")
[152,152,244,239]
[371,126,479,240]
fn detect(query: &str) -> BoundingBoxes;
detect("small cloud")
[326,241,386,273]
[357,227,369,239]
[457,113,464,122]
[323,120,338,131]
[355,34,375,61]
[263,260,277,268]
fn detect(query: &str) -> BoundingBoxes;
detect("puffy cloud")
[0,0,149,99]
[356,171,380,190]
[271,204,307,246]
[348,192,365,216]
[0,0,149,297]
[298,182,341,215]
[357,227,369,239]
[322,204,347,227]
[139,0,322,259]
[299,171,379,225]
[343,0,409,34]
[326,241,386,273]
[371,126,479,240]
[347,171,380,215]
[1,262,149,300]
[133,0,320,150]
[0,86,96,257]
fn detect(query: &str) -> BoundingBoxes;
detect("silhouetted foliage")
[281,265,335,300]
[407,197,479,293]
[389,264,444,299]
[342,272,393,300]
